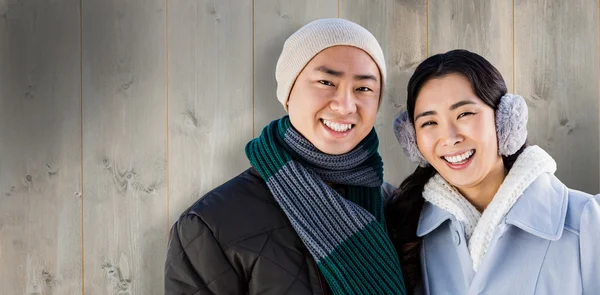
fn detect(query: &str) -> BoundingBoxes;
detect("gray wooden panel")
[168,0,253,225]
[253,0,338,136]
[82,0,167,294]
[0,1,82,294]
[341,0,428,186]
[515,0,599,192]
[429,0,513,91]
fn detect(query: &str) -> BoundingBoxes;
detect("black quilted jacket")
[164,168,396,295]
[164,168,331,295]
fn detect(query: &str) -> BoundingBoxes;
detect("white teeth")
[322,119,353,132]
[444,150,474,163]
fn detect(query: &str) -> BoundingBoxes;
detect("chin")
[447,178,476,188]
[446,170,485,188]
[436,167,475,187]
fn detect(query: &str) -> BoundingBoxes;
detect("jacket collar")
[417,201,454,237]
[504,173,569,240]
[416,173,569,240]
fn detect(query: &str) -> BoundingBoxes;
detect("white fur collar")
[422,145,557,271]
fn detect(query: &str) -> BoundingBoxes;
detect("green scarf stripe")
[343,220,401,270]
[322,241,392,294]
[248,120,290,180]
[320,267,372,294]
[341,222,402,280]
[366,154,384,176]
[277,116,305,162]
[318,222,405,294]
[346,186,385,224]
[319,266,365,294]
[245,116,406,295]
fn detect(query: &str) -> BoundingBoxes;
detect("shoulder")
[563,188,600,292]
[174,168,292,246]
[525,173,598,235]
[564,187,600,235]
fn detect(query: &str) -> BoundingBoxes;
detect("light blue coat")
[417,173,600,295]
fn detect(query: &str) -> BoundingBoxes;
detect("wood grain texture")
[515,0,599,192]
[253,0,338,136]
[81,0,167,294]
[168,0,253,225]
[1,2,600,294]
[341,0,428,186]
[0,1,82,294]
[429,0,514,91]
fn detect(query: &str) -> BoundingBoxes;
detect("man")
[164,18,405,295]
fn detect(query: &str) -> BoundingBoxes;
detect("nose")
[441,122,463,147]
[330,87,357,116]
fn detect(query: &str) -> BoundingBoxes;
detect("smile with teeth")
[321,119,354,133]
[443,149,475,164]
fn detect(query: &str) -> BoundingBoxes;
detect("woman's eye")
[421,121,437,128]
[319,80,334,86]
[458,112,475,119]
[356,87,372,92]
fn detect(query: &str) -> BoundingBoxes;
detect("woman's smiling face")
[413,73,503,191]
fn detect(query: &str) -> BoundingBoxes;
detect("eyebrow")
[315,66,343,77]
[355,74,378,82]
[449,100,476,110]
[414,100,476,121]
[314,66,378,82]
[414,110,437,122]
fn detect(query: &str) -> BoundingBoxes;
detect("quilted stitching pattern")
[165,168,329,295]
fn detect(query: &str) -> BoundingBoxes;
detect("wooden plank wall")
[515,0,599,191]
[0,0,598,294]
[428,0,513,91]
[81,1,168,295]
[168,0,253,227]
[0,1,82,295]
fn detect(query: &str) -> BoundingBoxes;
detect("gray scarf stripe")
[274,167,359,243]
[284,128,375,172]
[275,169,347,250]
[310,166,382,187]
[270,188,329,257]
[268,162,378,261]
[269,183,336,257]
[297,163,375,227]
[301,168,374,227]
[282,178,354,244]
[299,165,374,228]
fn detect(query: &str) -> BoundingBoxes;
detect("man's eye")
[356,87,372,92]
[319,80,334,86]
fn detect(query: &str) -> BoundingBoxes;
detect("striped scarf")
[245,116,406,295]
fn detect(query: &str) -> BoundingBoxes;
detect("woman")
[386,49,600,294]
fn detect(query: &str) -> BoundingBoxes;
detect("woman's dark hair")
[385,49,527,292]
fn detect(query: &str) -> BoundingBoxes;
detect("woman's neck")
[457,161,507,213]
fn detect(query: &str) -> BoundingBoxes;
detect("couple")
[164,19,600,295]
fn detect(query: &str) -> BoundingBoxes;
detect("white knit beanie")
[275,18,387,111]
